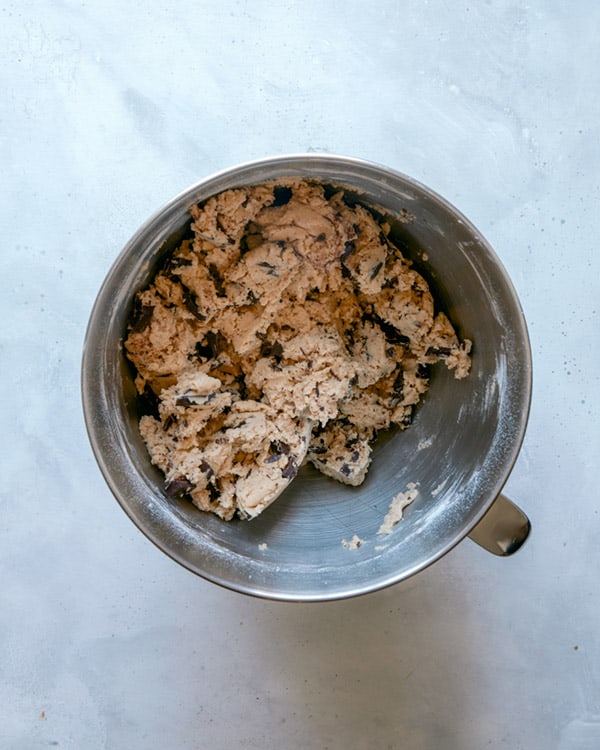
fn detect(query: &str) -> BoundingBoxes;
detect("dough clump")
[125,179,471,520]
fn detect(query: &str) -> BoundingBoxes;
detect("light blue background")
[1,2,598,748]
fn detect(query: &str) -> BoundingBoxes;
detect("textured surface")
[1,1,599,748]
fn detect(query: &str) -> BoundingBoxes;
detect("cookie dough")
[125,179,471,520]
[378,483,420,535]
[342,535,365,550]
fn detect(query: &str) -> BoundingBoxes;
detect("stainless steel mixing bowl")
[81,154,532,601]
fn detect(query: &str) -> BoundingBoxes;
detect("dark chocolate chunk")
[309,444,328,455]
[270,440,291,455]
[265,453,283,464]
[199,459,215,479]
[163,413,177,431]
[351,450,360,462]
[169,256,193,268]
[401,409,413,426]
[366,312,410,346]
[260,339,284,362]
[130,302,154,333]
[139,383,160,419]
[426,346,452,357]
[281,456,299,480]
[208,263,226,297]
[257,260,278,276]
[369,261,384,280]
[316,232,326,242]
[272,185,293,206]
[340,241,355,263]
[179,282,205,320]
[195,330,227,361]
[340,463,352,476]
[392,369,404,397]
[206,330,226,357]
[176,391,217,407]
[164,476,194,498]
[194,341,213,360]
[207,482,221,502]
[239,221,263,254]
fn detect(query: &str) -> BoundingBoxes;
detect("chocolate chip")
[265,453,283,464]
[206,330,226,357]
[369,261,384,280]
[340,241,355,263]
[340,463,352,476]
[270,439,291,455]
[257,260,278,276]
[260,339,284,362]
[199,459,215,479]
[392,369,404,397]
[281,456,299,480]
[366,313,410,346]
[351,450,360,462]
[239,221,263,254]
[310,444,328,455]
[207,482,221,502]
[163,255,193,276]
[169,256,193,268]
[426,346,452,357]
[130,300,154,333]
[139,383,160,418]
[208,263,226,297]
[164,476,194,498]
[316,232,326,241]
[176,391,217,407]
[179,282,205,320]
[163,413,177,431]
[272,186,293,206]
[195,330,227,361]
[194,341,213,360]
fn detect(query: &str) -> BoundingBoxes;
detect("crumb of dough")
[377,483,419,535]
[342,534,365,550]
[125,179,471,521]
[431,482,444,497]
[417,437,433,450]
[258,542,268,551]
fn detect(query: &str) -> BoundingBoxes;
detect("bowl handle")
[468,494,530,556]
